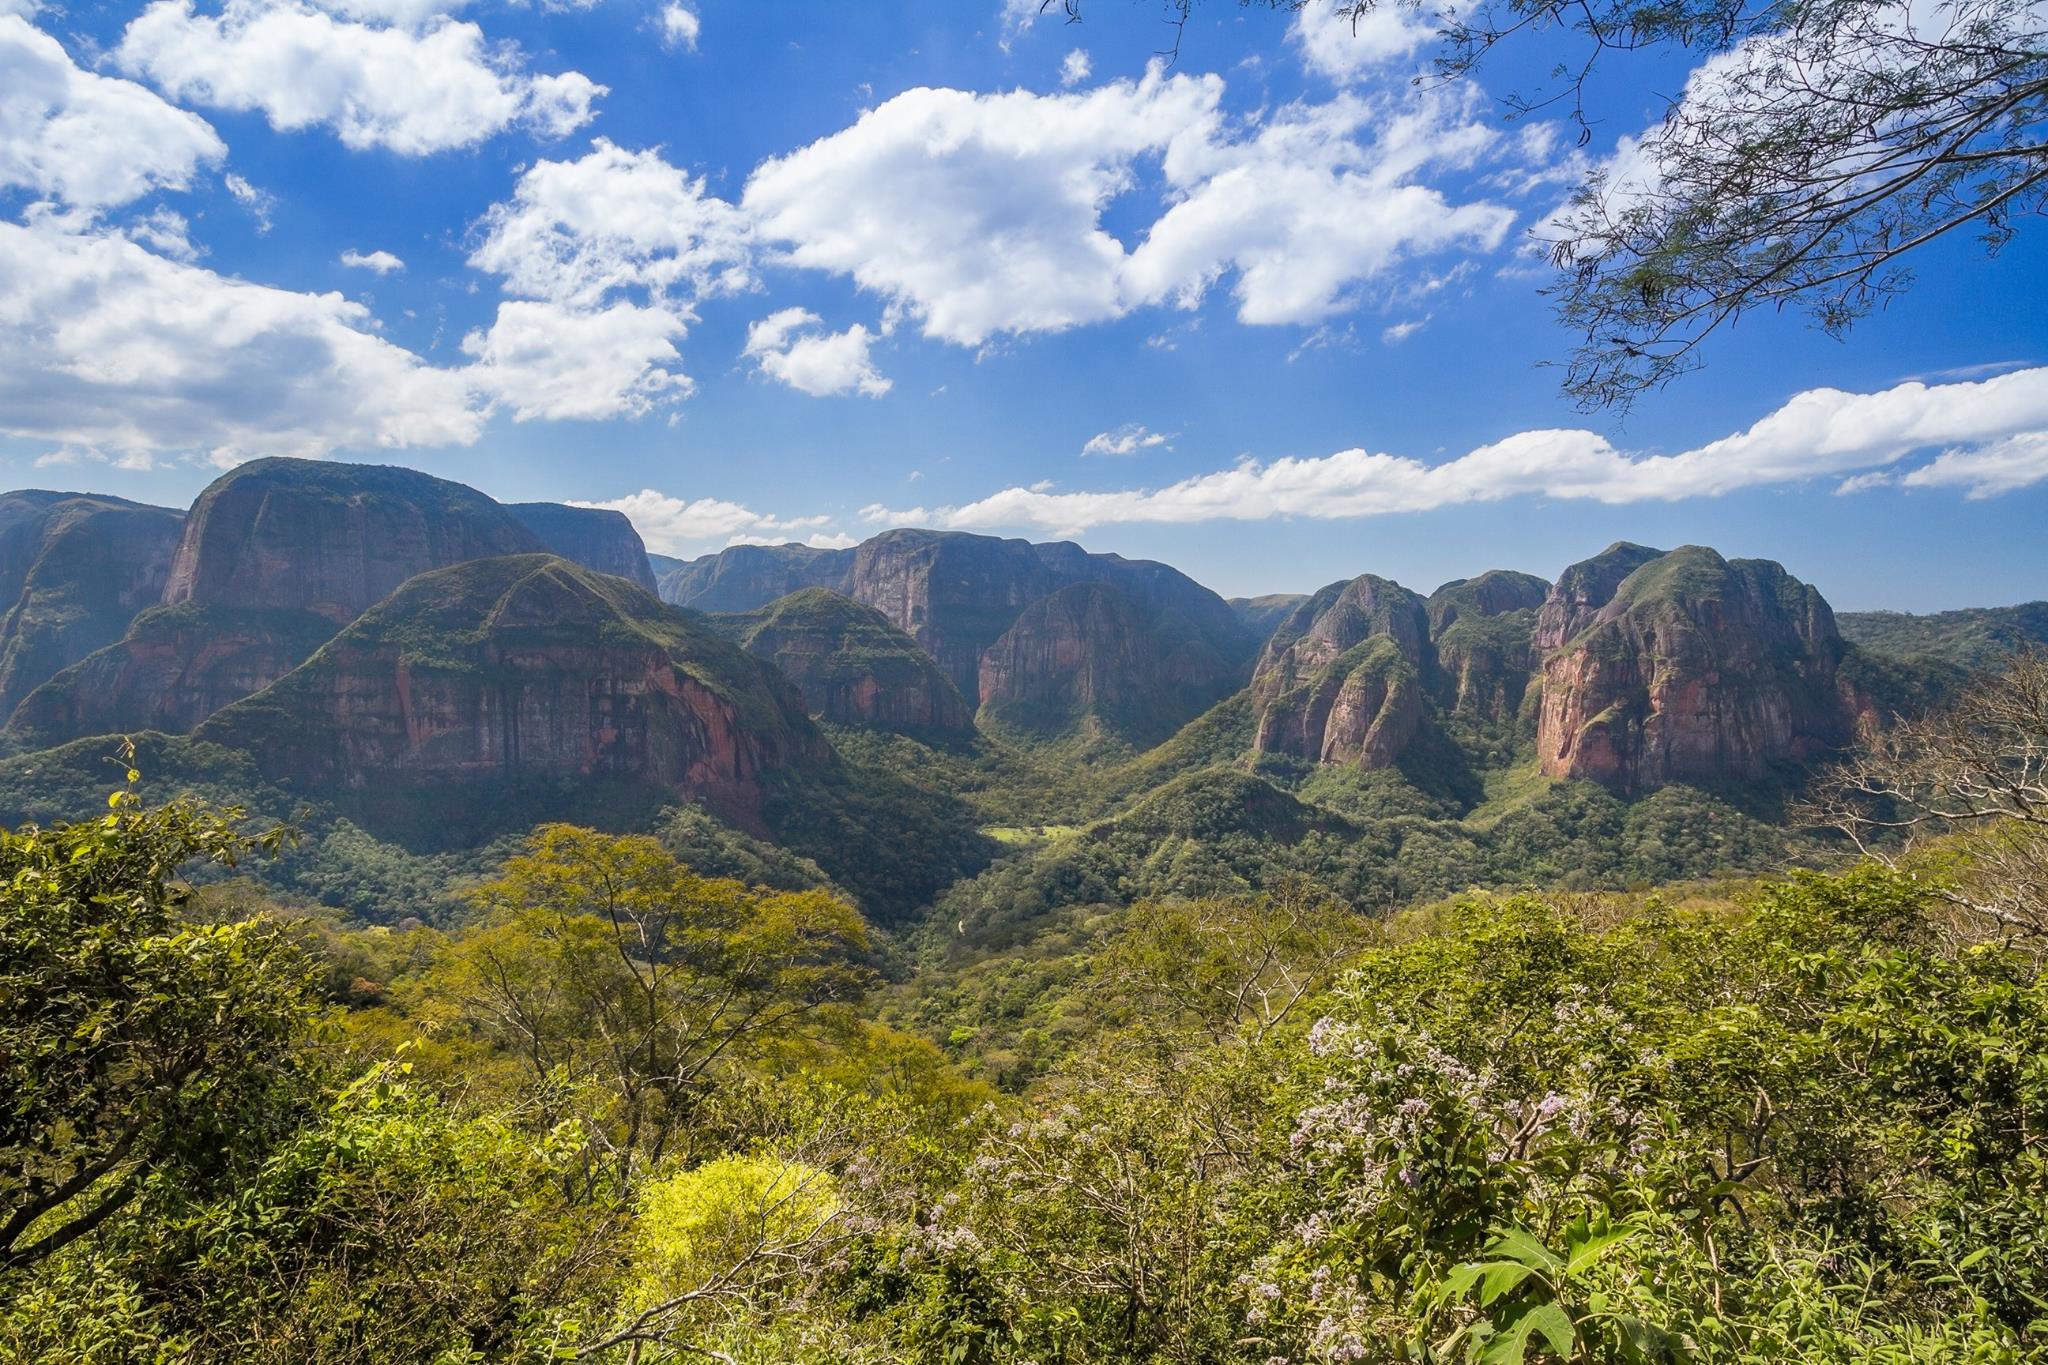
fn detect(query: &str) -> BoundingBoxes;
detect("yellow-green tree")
[427,825,872,1187]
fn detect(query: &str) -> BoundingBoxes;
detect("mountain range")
[0,456,2040,930]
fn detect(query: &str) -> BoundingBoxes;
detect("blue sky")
[1,0,2044,609]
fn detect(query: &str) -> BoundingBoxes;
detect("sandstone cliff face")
[724,589,972,734]
[198,556,824,823]
[1426,570,1549,724]
[1250,576,1430,768]
[507,502,659,593]
[12,460,555,746]
[845,530,1061,695]
[976,581,1237,744]
[1534,542,1664,650]
[1534,545,1855,791]
[658,543,856,613]
[163,458,546,623]
[0,492,184,717]
[7,605,335,746]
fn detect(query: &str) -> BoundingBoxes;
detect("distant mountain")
[715,588,972,734]
[978,581,1240,746]
[198,555,824,827]
[1249,576,1432,770]
[1534,545,1857,792]
[1838,602,2048,672]
[667,527,1255,741]
[0,491,184,717]
[658,542,854,613]
[8,459,547,746]
[1426,570,1549,726]
[1228,593,1308,642]
[506,502,659,593]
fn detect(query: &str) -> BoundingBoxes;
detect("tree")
[1807,652,2048,936]
[430,825,873,1187]
[1039,0,2048,408]
[0,780,309,1273]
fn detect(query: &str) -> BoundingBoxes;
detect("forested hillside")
[1,461,2044,1361]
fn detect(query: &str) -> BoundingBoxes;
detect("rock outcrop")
[198,555,824,822]
[659,530,1255,710]
[1427,570,1549,724]
[720,588,972,733]
[0,492,184,717]
[1534,545,1856,791]
[976,581,1238,744]
[7,605,336,746]
[658,543,856,613]
[163,457,545,623]
[11,459,551,745]
[507,502,659,593]
[1249,576,1431,768]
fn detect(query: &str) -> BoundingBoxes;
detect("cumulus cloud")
[658,2,698,50]
[742,307,891,397]
[1902,432,2048,498]
[464,141,755,419]
[861,368,2048,534]
[1060,49,1090,86]
[745,67,1224,346]
[0,218,482,462]
[744,65,1518,344]
[340,247,402,273]
[468,139,752,309]
[1290,0,1430,83]
[115,0,604,155]
[1081,423,1168,457]
[571,489,846,556]
[1126,92,1512,325]
[461,299,691,421]
[0,13,224,214]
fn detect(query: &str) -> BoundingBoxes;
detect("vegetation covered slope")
[1839,600,2048,671]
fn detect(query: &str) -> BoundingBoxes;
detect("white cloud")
[1126,92,1512,325]
[0,13,224,214]
[1290,0,1430,84]
[744,65,1519,344]
[1902,433,2048,498]
[571,489,843,556]
[745,66,1226,346]
[461,299,691,421]
[0,218,483,462]
[1059,48,1090,86]
[223,172,277,231]
[658,2,698,50]
[1081,422,1168,457]
[464,140,754,420]
[340,247,402,273]
[115,1,604,155]
[742,307,891,397]
[468,139,752,309]
[862,368,2048,535]
[1381,317,1425,343]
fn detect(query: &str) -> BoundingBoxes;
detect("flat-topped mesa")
[506,502,659,593]
[1427,569,1549,724]
[10,459,553,746]
[1249,575,1431,768]
[197,555,825,822]
[976,581,1239,745]
[1534,545,1856,792]
[723,588,973,734]
[663,528,1256,703]
[0,491,184,717]
[658,543,856,612]
[163,457,546,623]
